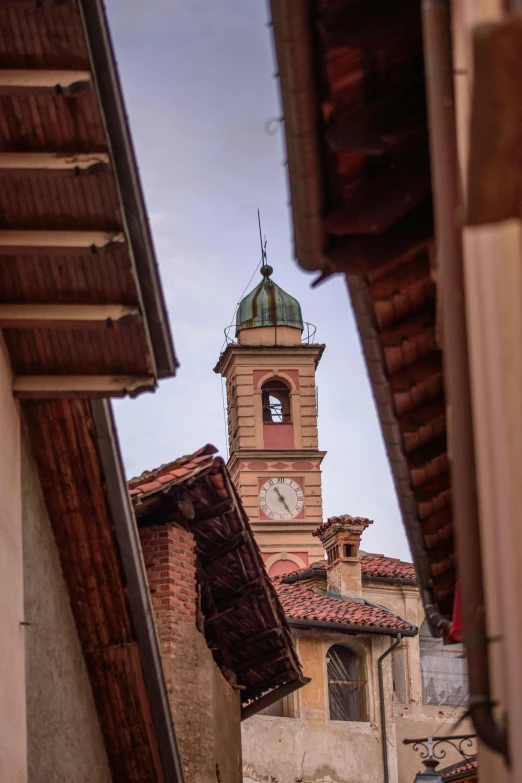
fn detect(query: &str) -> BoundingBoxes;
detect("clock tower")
[214,262,326,577]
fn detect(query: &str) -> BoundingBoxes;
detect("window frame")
[326,643,367,723]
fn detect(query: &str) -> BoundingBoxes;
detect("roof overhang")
[270,0,454,629]
[0,0,177,399]
[24,398,183,782]
[130,447,304,707]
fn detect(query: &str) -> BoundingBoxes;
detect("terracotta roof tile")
[441,757,478,780]
[273,579,415,631]
[287,553,417,583]
[361,553,416,581]
[313,514,373,537]
[128,444,218,500]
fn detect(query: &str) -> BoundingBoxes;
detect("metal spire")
[257,208,272,278]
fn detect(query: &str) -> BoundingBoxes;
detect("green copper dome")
[236,265,304,336]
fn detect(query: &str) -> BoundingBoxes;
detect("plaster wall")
[0,336,25,783]
[21,428,112,783]
[242,584,472,783]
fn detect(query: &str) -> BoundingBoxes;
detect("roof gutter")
[421,0,508,761]
[78,0,178,379]
[288,618,417,638]
[90,400,185,783]
[269,0,328,273]
[363,575,417,587]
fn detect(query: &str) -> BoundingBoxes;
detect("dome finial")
[257,207,271,276]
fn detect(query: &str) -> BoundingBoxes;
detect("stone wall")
[22,430,112,783]
[140,523,242,783]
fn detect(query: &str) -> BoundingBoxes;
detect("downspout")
[421,0,508,761]
[378,634,402,783]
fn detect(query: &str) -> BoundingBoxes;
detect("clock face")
[259,477,304,520]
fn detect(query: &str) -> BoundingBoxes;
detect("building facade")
[242,517,472,783]
[216,269,472,781]
[129,446,304,783]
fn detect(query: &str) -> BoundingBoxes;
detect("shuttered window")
[327,645,366,721]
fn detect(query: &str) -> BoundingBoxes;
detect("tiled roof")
[273,579,415,632]
[361,553,417,581]
[129,445,302,705]
[285,553,417,583]
[440,757,478,780]
[128,444,218,499]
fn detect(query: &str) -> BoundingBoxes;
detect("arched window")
[327,644,366,721]
[262,379,291,424]
[419,619,468,706]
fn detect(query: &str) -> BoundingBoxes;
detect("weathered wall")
[242,584,472,783]
[21,429,112,783]
[140,523,242,783]
[0,336,25,783]
[243,630,385,783]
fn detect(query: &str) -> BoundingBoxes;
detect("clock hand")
[274,487,291,514]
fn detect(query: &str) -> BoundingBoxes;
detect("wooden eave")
[271,0,454,624]
[131,451,303,706]
[0,0,177,398]
[24,399,183,783]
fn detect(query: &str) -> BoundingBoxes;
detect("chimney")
[313,515,373,600]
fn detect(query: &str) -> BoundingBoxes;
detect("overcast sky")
[106,0,411,561]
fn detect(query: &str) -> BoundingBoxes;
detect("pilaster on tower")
[214,263,327,578]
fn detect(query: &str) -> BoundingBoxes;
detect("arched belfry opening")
[262,379,291,424]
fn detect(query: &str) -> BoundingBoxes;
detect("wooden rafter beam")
[12,375,155,399]
[198,530,248,567]
[0,230,125,255]
[234,651,288,676]
[0,69,91,95]
[206,578,264,621]
[0,152,110,176]
[193,499,234,524]
[0,304,140,329]
[229,627,282,654]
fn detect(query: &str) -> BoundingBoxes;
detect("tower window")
[262,380,291,424]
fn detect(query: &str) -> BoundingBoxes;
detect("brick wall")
[140,524,198,643]
[139,522,242,783]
